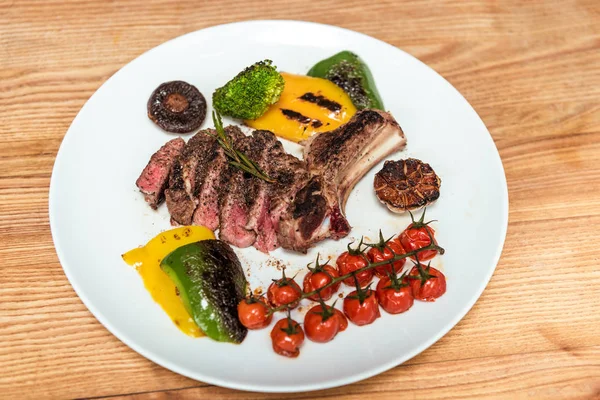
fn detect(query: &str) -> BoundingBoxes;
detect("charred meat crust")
[305,109,388,170]
[291,177,329,240]
[165,157,196,225]
[281,109,406,250]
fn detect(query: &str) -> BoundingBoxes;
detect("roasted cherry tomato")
[334,309,348,332]
[304,303,347,343]
[303,257,341,301]
[343,282,381,326]
[408,262,446,301]
[399,210,439,261]
[367,231,407,278]
[376,272,414,314]
[337,240,372,287]
[270,315,305,358]
[267,270,302,309]
[237,296,272,330]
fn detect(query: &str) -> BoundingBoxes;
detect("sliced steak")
[192,126,244,230]
[277,175,329,252]
[165,130,214,225]
[218,133,265,248]
[268,148,311,251]
[136,137,185,209]
[167,126,245,226]
[165,156,195,225]
[279,110,407,252]
[241,130,281,253]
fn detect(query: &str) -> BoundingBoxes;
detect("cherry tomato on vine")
[337,240,372,287]
[237,296,272,329]
[334,309,348,332]
[267,269,302,309]
[408,261,446,301]
[376,272,414,314]
[303,257,341,301]
[304,303,348,343]
[366,231,407,278]
[343,277,380,326]
[270,315,305,358]
[399,209,439,261]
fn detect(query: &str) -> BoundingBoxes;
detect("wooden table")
[2,1,599,398]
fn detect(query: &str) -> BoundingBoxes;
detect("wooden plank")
[108,346,600,400]
[1,0,599,398]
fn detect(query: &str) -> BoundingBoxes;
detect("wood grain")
[1,0,599,399]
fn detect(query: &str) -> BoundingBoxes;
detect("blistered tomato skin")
[399,225,438,262]
[367,238,407,278]
[270,318,305,358]
[238,298,272,330]
[409,266,446,302]
[303,265,341,301]
[304,305,346,343]
[343,289,381,326]
[376,276,414,314]
[337,252,372,287]
[267,276,302,309]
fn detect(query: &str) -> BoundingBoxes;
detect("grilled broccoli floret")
[212,60,285,120]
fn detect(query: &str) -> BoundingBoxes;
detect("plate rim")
[49,19,509,393]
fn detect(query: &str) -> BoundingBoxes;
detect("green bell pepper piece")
[160,240,247,343]
[307,50,384,110]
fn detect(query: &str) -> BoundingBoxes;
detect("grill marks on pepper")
[279,92,343,129]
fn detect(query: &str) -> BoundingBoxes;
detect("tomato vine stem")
[267,240,445,315]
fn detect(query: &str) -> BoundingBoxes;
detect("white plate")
[49,20,508,392]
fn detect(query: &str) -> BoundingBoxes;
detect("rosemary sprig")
[208,111,275,183]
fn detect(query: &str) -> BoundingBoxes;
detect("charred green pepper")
[307,51,384,110]
[160,240,247,343]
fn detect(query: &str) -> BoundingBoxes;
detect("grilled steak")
[277,175,329,252]
[279,110,407,252]
[166,126,244,226]
[165,156,195,225]
[165,131,213,225]
[192,126,244,230]
[218,134,264,248]
[138,110,407,253]
[243,130,281,253]
[136,137,185,209]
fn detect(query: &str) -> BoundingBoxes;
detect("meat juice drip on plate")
[122,226,215,337]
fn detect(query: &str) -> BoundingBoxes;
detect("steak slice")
[192,126,245,231]
[218,133,265,248]
[165,130,215,225]
[243,130,281,253]
[166,126,245,226]
[136,137,185,209]
[277,175,329,252]
[268,148,310,252]
[165,156,195,225]
[279,110,407,252]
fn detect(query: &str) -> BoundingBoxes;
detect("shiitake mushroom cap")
[147,81,207,133]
